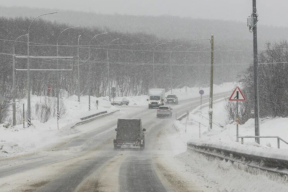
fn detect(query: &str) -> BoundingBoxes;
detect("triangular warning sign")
[229,86,246,101]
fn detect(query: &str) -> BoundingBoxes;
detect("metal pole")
[200,94,202,112]
[277,138,280,149]
[23,103,25,128]
[77,35,81,102]
[88,32,107,110]
[169,44,183,94]
[152,51,155,87]
[26,12,57,127]
[185,111,189,133]
[107,49,110,101]
[236,101,239,142]
[56,40,59,129]
[253,0,260,144]
[89,41,92,111]
[13,34,28,126]
[170,51,172,94]
[12,45,16,126]
[107,38,119,101]
[209,35,214,130]
[27,33,31,127]
[56,27,75,125]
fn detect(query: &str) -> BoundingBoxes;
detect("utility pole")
[12,45,16,126]
[107,49,110,100]
[27,32,31,127]
[209,35,214,130]
[252,0,260,144]
[77,35,81,102]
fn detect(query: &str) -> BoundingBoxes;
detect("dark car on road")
[111,98,130,106]
[114,119,146,150]
[166,95,178,104]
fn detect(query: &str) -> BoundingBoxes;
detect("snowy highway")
[0,93,227,192]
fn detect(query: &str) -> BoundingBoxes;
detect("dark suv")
[166,95,178,104]
[114,119,146,150]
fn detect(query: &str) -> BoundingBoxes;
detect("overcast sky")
[0,0,286,27]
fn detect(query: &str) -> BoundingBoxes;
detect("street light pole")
[88,32,107,110]
[77,35,81,103]
[106,38,119,101]
[169,45,183,94]
[209,35,214,130]
[12,34,28,126]
[26,11,57,127]
[56,27,75,128]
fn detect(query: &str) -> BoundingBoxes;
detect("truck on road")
[147,88,165,109]
[113,119,146,150]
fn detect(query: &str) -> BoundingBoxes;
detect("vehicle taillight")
[157,109,160,112]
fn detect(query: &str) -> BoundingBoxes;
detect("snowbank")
[0,95,117,157]
[173,98,288,164]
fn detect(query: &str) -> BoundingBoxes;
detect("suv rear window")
[159,107,169,110]
[167,95,177,98]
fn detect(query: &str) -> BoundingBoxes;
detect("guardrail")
[71,110,120,129]
[176,94,288,176]
[80,111,107,121]
[188,142,288,176]
[239,136,288,149]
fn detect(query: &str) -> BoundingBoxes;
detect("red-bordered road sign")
[229,86,246,101]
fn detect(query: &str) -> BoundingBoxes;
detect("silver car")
[157,106,173,118]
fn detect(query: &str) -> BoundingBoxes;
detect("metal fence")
[239,136,288,149]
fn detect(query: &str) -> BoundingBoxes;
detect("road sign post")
[47,86,51,96]
[23,103,25,128]
[199,90,204,113]
[229,86,246,142]
[199,90,204,136]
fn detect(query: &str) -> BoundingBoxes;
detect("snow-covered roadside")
[157,98,288,192]
[173,95,288,154]
[0,95,118,157]
[156,149,288,192]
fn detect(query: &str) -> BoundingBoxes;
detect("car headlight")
[158,101,161,104]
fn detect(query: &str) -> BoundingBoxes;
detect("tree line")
[227,41,288,123]
[0,17,250,123]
